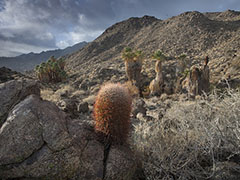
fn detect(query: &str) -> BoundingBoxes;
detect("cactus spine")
[93,83,132,145]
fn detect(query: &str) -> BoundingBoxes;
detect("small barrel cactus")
[93,83,132,145]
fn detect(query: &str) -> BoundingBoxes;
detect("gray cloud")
[0,0,239,57]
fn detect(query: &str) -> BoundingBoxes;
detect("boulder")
[0,95,74,179]
[0,78,40,127]
[0,95,137,179]
[104,145,137,180]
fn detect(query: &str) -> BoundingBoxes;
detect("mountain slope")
[0,41,87,72]
[65,10,240,86]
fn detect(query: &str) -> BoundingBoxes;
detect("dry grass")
[131,89,240,179]
[41,84,76,103]
[232,58,240,70]
[40,88,59,102]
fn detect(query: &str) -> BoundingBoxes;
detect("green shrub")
[35,56,67,83]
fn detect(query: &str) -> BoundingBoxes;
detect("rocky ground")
[0,71,138,180]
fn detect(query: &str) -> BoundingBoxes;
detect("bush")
[35,56,67,83]
[131,89,240,179]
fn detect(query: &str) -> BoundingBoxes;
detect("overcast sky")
[0,0,239,57]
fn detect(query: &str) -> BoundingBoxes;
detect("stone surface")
[0,67,25,83]
[0,78,40,127]
[57,98,79,118]
[104,145,137,180]
[0,93,137,179]
[0,95,73,179]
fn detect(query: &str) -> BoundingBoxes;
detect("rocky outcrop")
[0,78,40,127]
[0,95,75,179]
[0,78,137,179]
[0,67,25,83]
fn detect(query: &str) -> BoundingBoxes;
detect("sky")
[0,0,239,57]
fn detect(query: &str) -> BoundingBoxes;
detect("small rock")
[58,98,78,118]
[132,98,147,118]
[78,102,89,113]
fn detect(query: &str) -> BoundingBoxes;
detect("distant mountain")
[0,41,87,72]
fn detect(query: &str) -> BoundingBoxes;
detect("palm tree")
[152,50,166,61]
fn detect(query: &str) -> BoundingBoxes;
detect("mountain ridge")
[0,41,87,72]
[65,10,240,85]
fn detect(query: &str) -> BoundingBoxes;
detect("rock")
[67,119,104,180]
[78,101,89,113]
[104,145,137,180]
[57,98,79,118]
[132,98,147,118]
[0,78,40,127]
[0,95,137,179]
[0,67,25,83]
[0,95,73,179]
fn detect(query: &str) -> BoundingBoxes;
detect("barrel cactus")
[93,83,132,145]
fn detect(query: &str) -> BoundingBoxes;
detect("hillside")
[0,41,87,72]
[65,10,240,87]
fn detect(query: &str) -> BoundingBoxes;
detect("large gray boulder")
[0,78,40,127]
[0,95,75,179]
[0,94,137,179]
[104,145,137,180]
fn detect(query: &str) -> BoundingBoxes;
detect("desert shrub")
[131,89,240,179]
[35,56,67,83]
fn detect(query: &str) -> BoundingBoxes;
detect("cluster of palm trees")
[34,56,67,83]
[122,47,191,96]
